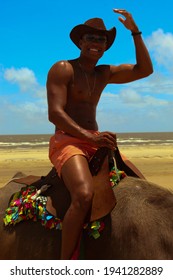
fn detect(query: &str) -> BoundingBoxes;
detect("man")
[47,8,153,259]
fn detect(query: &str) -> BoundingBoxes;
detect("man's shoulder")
[96,64,109,71]
[48,60,73,78]
[47,60,74,85]
[49,60,72,71]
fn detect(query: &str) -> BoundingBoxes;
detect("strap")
[89,147,109,176]
[112,147,140,178]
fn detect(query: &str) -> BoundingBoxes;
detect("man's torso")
[59,59,110,131]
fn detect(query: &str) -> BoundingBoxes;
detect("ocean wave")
[0,141,49,148]
[0,132,173,149]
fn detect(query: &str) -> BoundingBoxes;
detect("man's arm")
[108,9,153,84]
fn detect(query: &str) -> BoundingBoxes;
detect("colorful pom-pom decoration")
[4,167,125,239]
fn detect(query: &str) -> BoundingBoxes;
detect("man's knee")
[72,184,94,211]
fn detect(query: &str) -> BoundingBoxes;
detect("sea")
[0,132,173,150]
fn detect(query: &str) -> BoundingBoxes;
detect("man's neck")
[77,56,98,72]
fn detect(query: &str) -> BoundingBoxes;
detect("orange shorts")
[49,130,99,176]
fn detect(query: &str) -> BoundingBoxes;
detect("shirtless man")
[46,9,153,259]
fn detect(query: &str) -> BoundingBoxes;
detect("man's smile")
[88,47,101,53]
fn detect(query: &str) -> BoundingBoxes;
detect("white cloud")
[4,67,37,91]
[0,96,54,134]
[8,100,47,122]
[128,73,173,95]
[146,29,173,72]
[119,89,143,104]
[119,88,168,107]
[121,29,173,97]
[0,66,50,134]
[98,90,169,110]
[3,67,46,98]
[97,91,172,132]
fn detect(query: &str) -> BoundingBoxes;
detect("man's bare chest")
[69,72,106,103]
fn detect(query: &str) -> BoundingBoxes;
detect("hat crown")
[84,18,107,31]
[70,18,116,51]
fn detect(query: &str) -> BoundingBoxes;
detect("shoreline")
[0,145,173,190]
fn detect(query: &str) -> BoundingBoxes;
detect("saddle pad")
[13,175,41,185]
[12,157,117,222]
[90,156,116,221]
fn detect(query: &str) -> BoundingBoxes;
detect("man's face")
[79,33,107,59]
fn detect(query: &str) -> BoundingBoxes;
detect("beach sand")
[0,145,173,190]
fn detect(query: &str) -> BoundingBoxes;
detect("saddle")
[12,147,139,223]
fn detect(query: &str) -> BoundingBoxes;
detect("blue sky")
[0,0,173,135]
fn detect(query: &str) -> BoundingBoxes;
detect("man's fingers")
[113,9,128,15]
[103,131,116,140]
[118,17,125,24]
[101,132,117,147]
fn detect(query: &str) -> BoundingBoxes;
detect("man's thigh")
[61,155,93,196]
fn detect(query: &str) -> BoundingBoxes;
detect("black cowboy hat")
[70,18,116,51]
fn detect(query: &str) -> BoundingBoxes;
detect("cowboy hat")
[70,18,116,51]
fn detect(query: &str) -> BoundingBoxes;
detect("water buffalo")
[1,165,173,260]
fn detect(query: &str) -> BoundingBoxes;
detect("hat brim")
[70,25,116,51]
